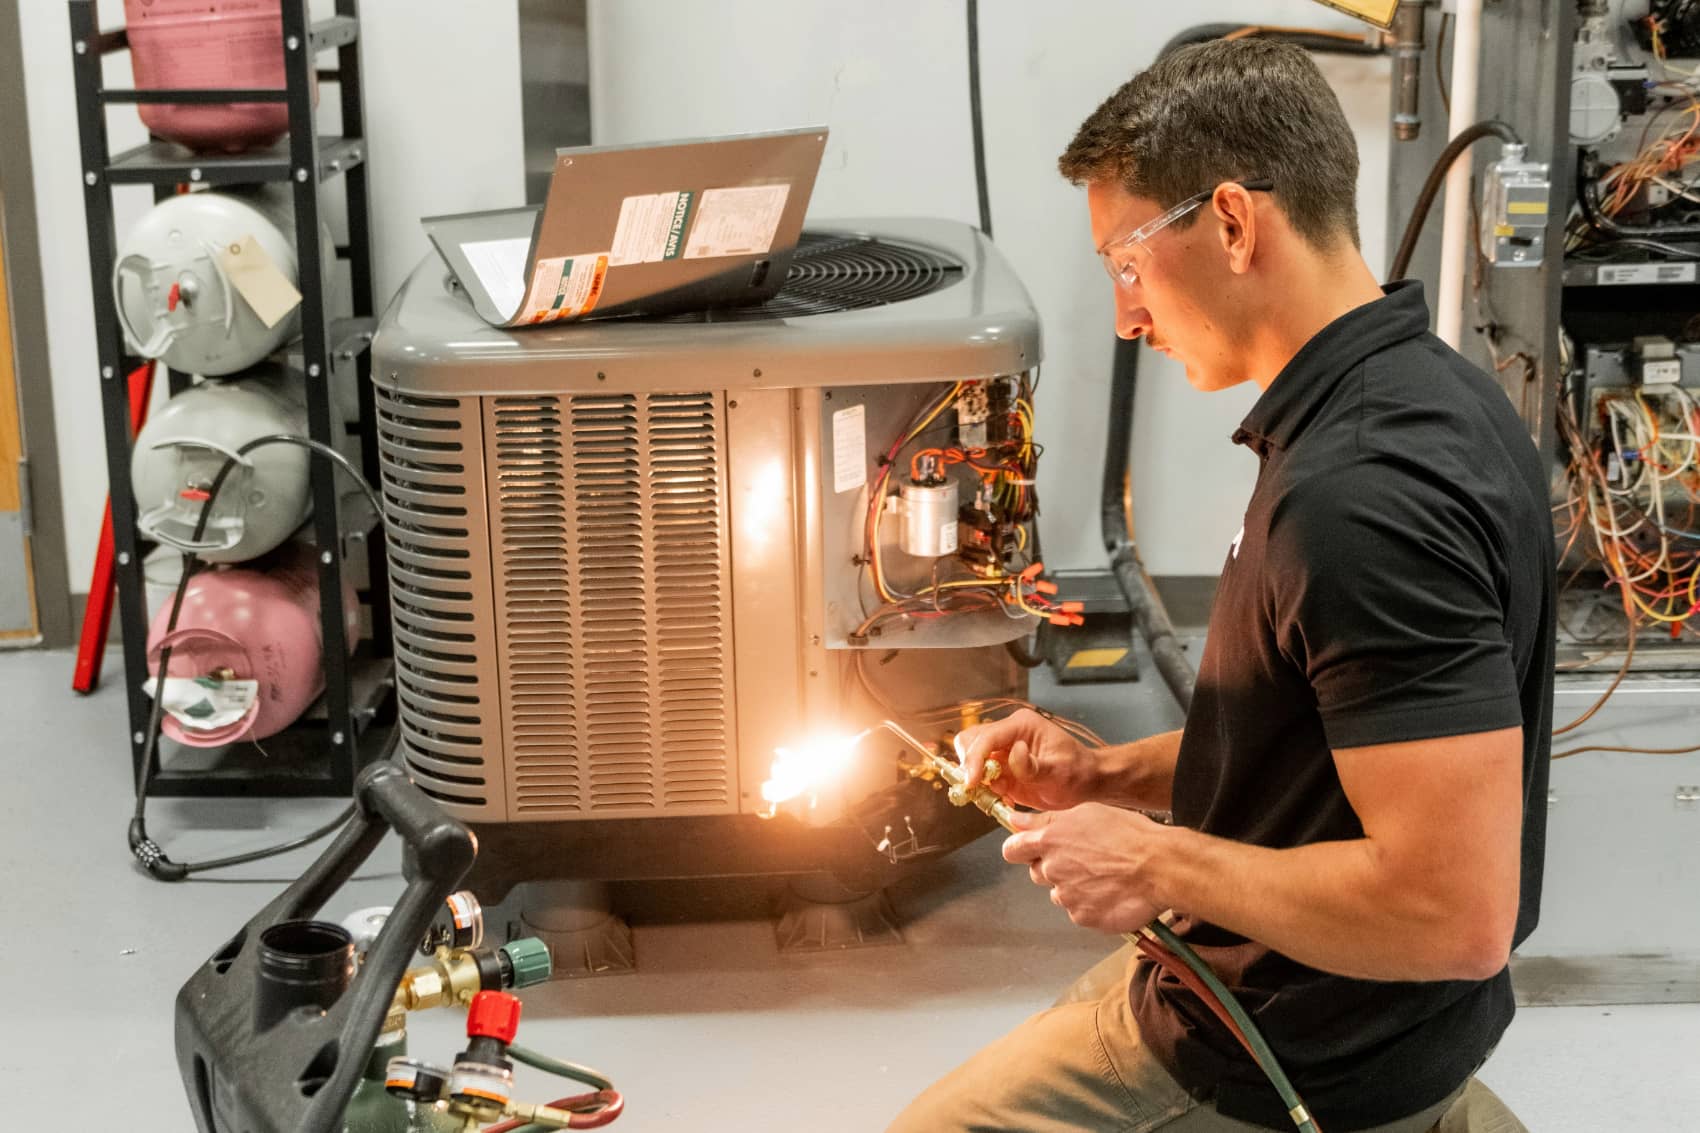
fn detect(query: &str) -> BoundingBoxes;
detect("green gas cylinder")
[342,1028,462,1133]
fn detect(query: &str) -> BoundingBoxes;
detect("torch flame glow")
[759,728,873,815]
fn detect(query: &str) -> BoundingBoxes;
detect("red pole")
[71,361,156,693]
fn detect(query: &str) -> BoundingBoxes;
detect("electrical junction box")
[1581,341,1700,392]
[1480,144,1551,268]
[1633,336,1682,386]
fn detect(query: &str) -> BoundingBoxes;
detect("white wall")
[589,0,1392,576]
[17,0,525,587]
[22,1,1389,587]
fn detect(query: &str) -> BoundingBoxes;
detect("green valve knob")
[500,937,552,989]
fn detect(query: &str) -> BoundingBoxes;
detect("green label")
[551,259,574,311]
[663,190,697,260]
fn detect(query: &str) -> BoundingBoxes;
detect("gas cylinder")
[114,186,339,377]
[130,367,318,563]
[123,0,318,154]
[144,541,360,747]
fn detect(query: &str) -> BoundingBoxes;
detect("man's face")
[1086,179,1249,393]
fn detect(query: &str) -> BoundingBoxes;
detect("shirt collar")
[1232,279,1431,457]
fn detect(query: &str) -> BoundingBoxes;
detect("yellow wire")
[869,383,967,603]
[1611,547,1695,623]
[1626,586,1692,623]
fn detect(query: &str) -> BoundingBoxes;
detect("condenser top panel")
[423,128,828,326]
[373,219,1043,396]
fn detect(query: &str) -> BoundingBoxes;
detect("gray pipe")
[1391,1,1428,141]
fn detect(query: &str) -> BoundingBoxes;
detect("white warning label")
[610,190,697,265]
[684,184,790,260]
[832,403,866,494]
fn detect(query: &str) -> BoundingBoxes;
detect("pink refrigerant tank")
[124,0,318,154]
[145,543,360,748]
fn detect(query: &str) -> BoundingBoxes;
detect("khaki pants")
[887,944,1470,1133]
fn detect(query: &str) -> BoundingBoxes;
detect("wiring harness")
[854,375,1080,641]
[1552,380,1700,758]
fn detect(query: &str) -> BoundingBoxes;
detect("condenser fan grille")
[648,231,964,322]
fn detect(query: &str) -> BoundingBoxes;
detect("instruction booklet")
[423,127,828,327]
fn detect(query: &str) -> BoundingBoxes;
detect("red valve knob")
[167,281,182,312]
[466,990,522,1044]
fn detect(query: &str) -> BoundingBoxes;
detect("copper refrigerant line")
[884,721,1325,1133]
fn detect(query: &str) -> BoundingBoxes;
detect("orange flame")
[759,729,871,815]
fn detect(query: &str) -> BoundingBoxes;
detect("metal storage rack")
[69,0,393,797]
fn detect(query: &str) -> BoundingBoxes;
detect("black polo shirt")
[1130,281,1555,1131]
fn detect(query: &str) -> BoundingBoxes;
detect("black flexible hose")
[129,432,384,881]
[1388,119,1522,280]
[967,0,992,238]
[1101,338,1195,710]
[1576,149,1700,240]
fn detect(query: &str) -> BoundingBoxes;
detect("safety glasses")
[1097,178,1274,288]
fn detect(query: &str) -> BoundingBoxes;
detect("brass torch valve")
[901,730,1019,829]
[372,890,552,1031]
[388,935,552,1030]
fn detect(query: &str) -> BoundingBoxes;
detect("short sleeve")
[1266,465,1523,751]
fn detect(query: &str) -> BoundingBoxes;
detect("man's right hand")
[955,708,1100,812]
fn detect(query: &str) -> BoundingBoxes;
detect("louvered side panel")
[487,390,736,819]
[487,396,582,815]
[375,387,505,819]
[569,393,656,811]
[647,392,734,809]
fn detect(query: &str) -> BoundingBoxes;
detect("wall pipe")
[1435,0,1484,347]
[1390,1,1429,141]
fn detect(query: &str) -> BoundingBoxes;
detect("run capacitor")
[900,474,959,558]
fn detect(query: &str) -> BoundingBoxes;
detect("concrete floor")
[4,644,1697,1131]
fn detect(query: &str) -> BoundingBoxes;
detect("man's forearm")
[1094,729,1181,812]
[1148,826,1508,983]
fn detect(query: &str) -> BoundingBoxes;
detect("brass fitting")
[392,946,486,1017]
[913,750,1018,831]
[501,1101,579,1129]
[441,1097,577,1132]
[883,719,1018,831]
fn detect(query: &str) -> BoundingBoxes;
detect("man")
[888,38,1552,1133]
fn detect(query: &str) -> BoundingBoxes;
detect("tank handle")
[113,253,180,359]
[138,499,246,555]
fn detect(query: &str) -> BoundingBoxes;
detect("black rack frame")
[70,0,393,798]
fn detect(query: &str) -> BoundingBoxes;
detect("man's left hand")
[1002,803,1172,934]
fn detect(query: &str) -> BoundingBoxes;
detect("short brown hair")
[1058,39,1360,249]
